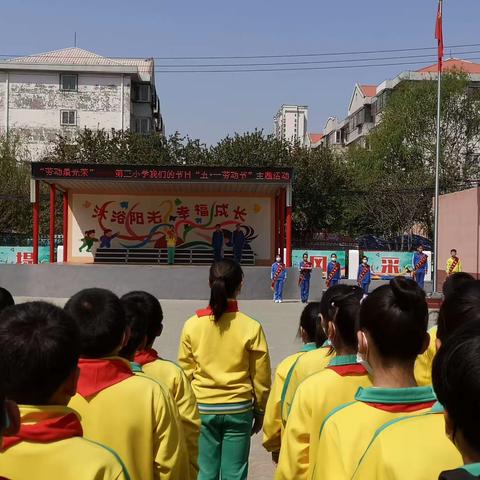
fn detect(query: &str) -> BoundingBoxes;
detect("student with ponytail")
[262,302,322,464]
[277,285,371,480]
[178,259,271,480]
[311,277,437,480]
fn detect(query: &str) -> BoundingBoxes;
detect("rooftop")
[417,58,480,74]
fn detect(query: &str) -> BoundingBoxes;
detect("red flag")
[435,0,444,72]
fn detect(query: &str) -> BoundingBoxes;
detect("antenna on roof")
[74,32,77,47]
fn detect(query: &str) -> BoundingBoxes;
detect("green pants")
[198,411,253,480]
[167,247,175,265]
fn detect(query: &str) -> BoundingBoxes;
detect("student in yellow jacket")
[262,302,322,463]
[433,311,480,480]
[311,277,437,480]
[66,288,188,480]
[352,279,480,480]
[281,288,367,425]
[121,291,200,480]
[178,259,271,480]
[414,272,476,387]
[446,249,462,276]
[277,285,372,480]
[0,301,130,480]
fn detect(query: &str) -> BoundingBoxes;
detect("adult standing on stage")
[446,248,462,276]
[232,224,246,264]
[212,224,224,261]
[412,244,428,289]
[298,253,313,303]
[326,253,341,288]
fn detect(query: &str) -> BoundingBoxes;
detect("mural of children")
[79,230,98,253]
[166,227,177,265]
[99,229,119,249]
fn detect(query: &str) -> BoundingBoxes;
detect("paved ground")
[16,296,306,479]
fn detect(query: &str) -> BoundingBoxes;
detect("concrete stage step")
[0,264,434,301]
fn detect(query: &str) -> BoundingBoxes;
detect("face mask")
[332,257,337,262]
[276,257,281,262]
[356,332,374,375]
[362,259,367,264]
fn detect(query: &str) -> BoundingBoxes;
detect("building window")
[133,84,151,102]
[134,117,151,134]
[60,74,78,91]
[60,110,76,126]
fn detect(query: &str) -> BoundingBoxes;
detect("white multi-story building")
[0,47,164,160]
[320,59,480,149]
[273,105,308,146]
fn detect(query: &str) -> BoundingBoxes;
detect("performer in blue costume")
[298,253,313,303]
[271,255,287,303]
[232,224,246,264]
[211,224,224,261]
[357,256,372,294]
[412,245,428,289]
[326,253,341,288]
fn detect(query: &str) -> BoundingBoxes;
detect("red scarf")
[358,264,370,285]
[196,300,239,318]
[328,364,367,376]
[448,256,459,274]
[271,262,285,289]
[134,348,159,366]
[2,412,82,451]
[298,261,313,286]
[76,358,134,398]
[414,253,427,271]
[327,262,340,288]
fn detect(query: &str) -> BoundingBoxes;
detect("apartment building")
[273,104,308,146]
[0,47,164,160]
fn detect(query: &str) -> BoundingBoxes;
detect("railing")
[94,247,255,266]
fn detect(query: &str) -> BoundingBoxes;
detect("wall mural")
[70,194,272,260]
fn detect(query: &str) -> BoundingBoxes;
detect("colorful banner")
[0,246,50,264]
[292,249,346,278]
[363,251,432,281]
[70,194,272,261]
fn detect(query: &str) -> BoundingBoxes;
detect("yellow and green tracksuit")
[414,326,438,386]
[352,403,462,479]
[69,356,189,480]
[262,343,316,455]
[276,355,372,480]
[280,342,333,424]
[178,301,271,480]
[0,405,130,480]
[311,385,437,480]
[134,350,201,480]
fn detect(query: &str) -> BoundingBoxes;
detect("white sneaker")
[279,299,283,303]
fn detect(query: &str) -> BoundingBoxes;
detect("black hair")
[299,302,322,345]
[432,322,480,455]
[437,280,480,343]
[362,256,368,261]
[0,287,14,313]
[359,277,428,361]
[119,298,148,360]
[450,249,457,254]
[208,259,243,322]
[320,285,363,349]
[64,288,126,358]
[0,302,79,404]
[303,252,308,257]
[121,291,163,347]
[442,272,475,301]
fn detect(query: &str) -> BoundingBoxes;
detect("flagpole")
[433,0,443,294]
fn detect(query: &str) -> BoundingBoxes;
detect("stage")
[0,264,434,300]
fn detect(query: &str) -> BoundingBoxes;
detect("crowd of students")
[0,262,479,480]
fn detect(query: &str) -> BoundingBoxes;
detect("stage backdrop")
[292,249,347,278]
[69,193,272,263]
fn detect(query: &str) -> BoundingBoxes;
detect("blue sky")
[1,0,479,145]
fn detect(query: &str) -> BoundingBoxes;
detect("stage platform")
[0,264,434,301]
